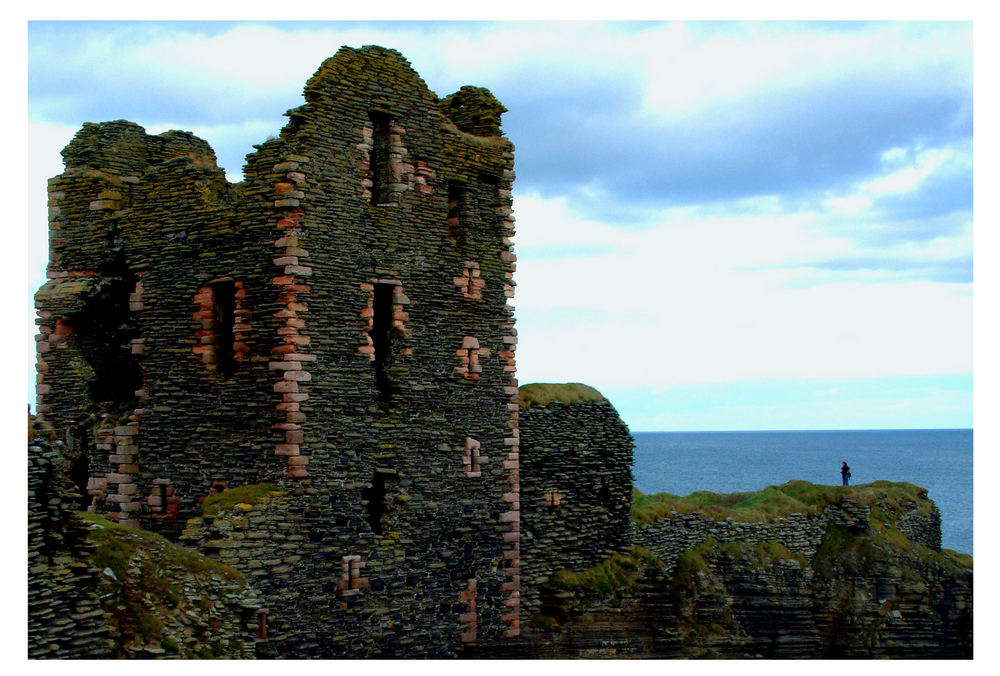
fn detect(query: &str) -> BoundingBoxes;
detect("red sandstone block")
[273,380,299,393]
[271,422,301,431]
[285,412,307,423]
[288,456,310,467]
[271,275,295,285]
[269,361,302,371]
[284,370,311,382]
[284,353,316,362]
[502,532,519,544]
[460,631,477,644]
[284,392,309,402]
[462,336,480,349]
[276,402,300,412]
[286,318,306,329]
[287,465,308,479]
[274,444,300,456]
[285,430,304,444]
[285,265,312,276]
[500,510,519,523]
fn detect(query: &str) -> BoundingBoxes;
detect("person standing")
[841,461,851,486]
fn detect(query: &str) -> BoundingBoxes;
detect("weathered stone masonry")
[35,46,520,658]
[517,396,635,619]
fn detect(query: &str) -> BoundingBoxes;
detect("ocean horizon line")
[632,428,973,434]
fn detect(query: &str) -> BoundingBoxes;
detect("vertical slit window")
[370,111,392,205]
[447,181,466,247]
[361,471,394,535]
[372,283,395,402]
[210,281,237,376]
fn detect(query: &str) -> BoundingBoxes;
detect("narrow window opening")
[72,252,141,408]
[598,479,612,508]
[210,281,237,376]
[69,425,91,510]
[372,283,395,402]
[369,111,392,205]
[447,181,466,246]
[361,470,394,535]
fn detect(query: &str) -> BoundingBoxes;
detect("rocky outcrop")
[519,483,972,659]
[28,417,112,658]
[28,416,262,659]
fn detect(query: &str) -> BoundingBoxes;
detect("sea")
[633,429,973,555]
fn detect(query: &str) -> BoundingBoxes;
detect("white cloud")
[863,146,954,196]
[512,191,971,390]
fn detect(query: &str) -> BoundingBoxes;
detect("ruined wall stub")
[35,45,520,657]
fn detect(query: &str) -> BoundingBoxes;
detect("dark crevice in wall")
[210,281,237,377]
[372,283,395,403]
[69,425,91,510]
[71,250,141,410]
[447,181,467,248]
[362,470,396,535]
[369,111,392,205]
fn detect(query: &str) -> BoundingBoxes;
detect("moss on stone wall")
[518,382,607,409]
[80,512,258,658]
[201,483,279,517]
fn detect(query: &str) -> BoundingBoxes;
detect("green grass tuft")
[632,479,936,527]
[518,382,607,410]
[201,483,279,517]
[550,546,661,595]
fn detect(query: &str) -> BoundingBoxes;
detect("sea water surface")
[633,429,972,554]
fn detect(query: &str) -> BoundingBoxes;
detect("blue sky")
[27,19,976,431]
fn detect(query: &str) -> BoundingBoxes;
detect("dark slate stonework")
[28,417,112,659]
[518,396,635,618]
[35,45,520,658]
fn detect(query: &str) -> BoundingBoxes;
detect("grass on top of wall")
[631,479,935,527]
[201,483,279,517]
[518,383,607,410]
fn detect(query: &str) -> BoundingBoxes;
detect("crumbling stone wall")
[518,392,635,617]
[28,417,112,658]
[35,46,519,658]
[635,498,941,574]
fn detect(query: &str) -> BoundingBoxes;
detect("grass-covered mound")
[532,546,662,631]
[631,479,936,526]
[80,513,257,658]
[549,546,662,595]
[518,382,607,410]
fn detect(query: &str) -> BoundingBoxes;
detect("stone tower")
[34,45,520,657]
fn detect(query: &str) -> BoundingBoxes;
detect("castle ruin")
[33,46,635,658]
